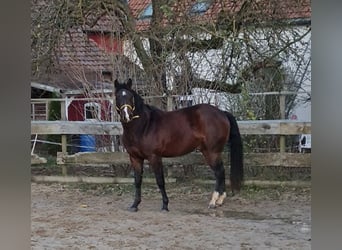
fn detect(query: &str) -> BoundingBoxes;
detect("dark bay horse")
[114,79,243,212]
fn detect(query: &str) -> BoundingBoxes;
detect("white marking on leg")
[216,192,227,206]
[208,191,219,208]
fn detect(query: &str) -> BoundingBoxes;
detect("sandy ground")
[31,182,311,249]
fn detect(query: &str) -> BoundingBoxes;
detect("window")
[31,102,48,120]
[84,102,101,120]
[139,3,153,19]
[101,70,113,82]
[189,0,211,15]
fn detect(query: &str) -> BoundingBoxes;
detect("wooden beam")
[194,179,311,188]
[245,152,311,167]
[237,120,311,135]
[31,154,47,165]
[279,94,286,153]
[31,120,311,135]
[60,99,68,176]
[57,152,311,168]
[31,121,123,135]
[31,175,309,187]
[31,175,176,184]
[31,82,62,95]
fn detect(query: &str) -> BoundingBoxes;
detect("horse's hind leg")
[209,160,227,208]
[149,156,169,211]
[203,151,227,208]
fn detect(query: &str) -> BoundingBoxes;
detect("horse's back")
[193,104,230,138]
[186,104,229,128]
[167,103,230,145]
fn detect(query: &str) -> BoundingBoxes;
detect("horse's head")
[114,78,139,123]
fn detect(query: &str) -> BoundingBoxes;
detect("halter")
[116,104,135,112]
[116,104,140,120]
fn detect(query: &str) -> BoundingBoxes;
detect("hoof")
[161,207,169,212]
[208,204,217,209]
[128,206,138,212]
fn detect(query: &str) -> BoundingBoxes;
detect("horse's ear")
[114,79,119,88]
[127,78,132,89]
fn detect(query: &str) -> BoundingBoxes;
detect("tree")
[31,0,311,113]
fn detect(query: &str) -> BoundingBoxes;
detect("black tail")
[224,111,244,193]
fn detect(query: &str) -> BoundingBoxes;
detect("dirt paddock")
[31,182,311,249]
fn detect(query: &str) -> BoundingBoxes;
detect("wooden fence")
[31,120,311,186]
[31,120,311,165]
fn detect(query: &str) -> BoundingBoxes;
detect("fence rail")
[31,120,311,168]
[56,151,310,168]
[31,120,311,136]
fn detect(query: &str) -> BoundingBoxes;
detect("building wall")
[67,94,114,121]
[122,25,311,121]
[88,33,123,54]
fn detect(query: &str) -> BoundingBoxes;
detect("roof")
[57,29,115,73]
[32,28,145,92]
[82,13,125,34]
[128,0,311,31]
[31,1,144,92]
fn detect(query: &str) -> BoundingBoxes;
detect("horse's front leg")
[129,156,144,212]
[149,156,169,211]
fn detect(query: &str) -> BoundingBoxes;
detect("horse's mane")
[131,90,144,111]
[129,90,162,113]
[114,80,161,114]
[145,104,161,112]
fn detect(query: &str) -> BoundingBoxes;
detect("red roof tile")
[33,28,144,91]
[57,29,114,72]
[129,0,151,18]
[128,0,311,31]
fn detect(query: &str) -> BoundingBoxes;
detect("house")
[124,0,311,120]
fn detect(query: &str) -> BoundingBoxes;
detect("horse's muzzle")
[120,110,133,123]
[117,104,135,123]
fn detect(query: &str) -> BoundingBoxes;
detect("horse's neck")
[145,104,162,112]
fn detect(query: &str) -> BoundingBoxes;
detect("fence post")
[165,95,174,178]
[279,92,286,153]
[60,97,68,175]
[45,99,50,120]
[167,96,173,111]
